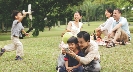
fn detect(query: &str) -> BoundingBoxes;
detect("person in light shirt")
[108,8,131,44]
[61,11,83,37]
[95,8,114,38]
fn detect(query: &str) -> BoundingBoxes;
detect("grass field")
[0,21,133,72]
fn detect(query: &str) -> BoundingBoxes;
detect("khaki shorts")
[114,28,129,42]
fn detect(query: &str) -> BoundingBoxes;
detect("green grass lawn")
[0,21,133,72]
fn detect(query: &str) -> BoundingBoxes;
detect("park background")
[0,0,133,72]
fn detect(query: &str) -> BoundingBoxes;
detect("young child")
[56,41,67,72]
[59,36,84,72]
[0,10,29,60]
[56,32,72,72]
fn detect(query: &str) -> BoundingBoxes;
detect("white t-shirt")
[70,21,83,36]
[100,17,114,34]
[113,17,131,38]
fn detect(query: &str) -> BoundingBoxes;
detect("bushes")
[130,28,133,33]
[127,17,133,22]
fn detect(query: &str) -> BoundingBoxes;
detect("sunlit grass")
[0,21,133,72]
[0,36,61,72]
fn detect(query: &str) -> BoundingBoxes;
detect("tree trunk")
[58,21,60,27]
[48,27,51,31]
[29,19,32,28]
[65,18,67,27]
[2,22,4,30]
[54,23,56,27]
[95,16,96,21]
[2,22,5,32]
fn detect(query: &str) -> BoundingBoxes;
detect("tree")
[22,0,85,36]
[126,0,133,4]
[0,0,85,36]
[77,0,133,22]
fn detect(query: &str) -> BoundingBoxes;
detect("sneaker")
[106,41,115,48]
[112,42,115,47]
[106,44,112,48]
[15,56,22,60]
[120,40,125,45]
[0,48,5,56]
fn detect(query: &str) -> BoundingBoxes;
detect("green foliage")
[75,0,133,22]
[32,28,39,37]
[127,17,133,22]
[28,0,85,31]
[130,29,133,33]
[0,0,85,36]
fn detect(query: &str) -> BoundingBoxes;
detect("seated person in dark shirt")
[59,36,84,72]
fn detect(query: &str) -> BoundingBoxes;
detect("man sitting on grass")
[108,8,131,45]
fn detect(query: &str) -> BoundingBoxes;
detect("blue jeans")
[83,60,101,72]
[59,66,83,72]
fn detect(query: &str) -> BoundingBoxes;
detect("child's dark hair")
[67,36,80,50]
[106,8,113,17]
[67,36,78,44]
[11,10,21,19]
